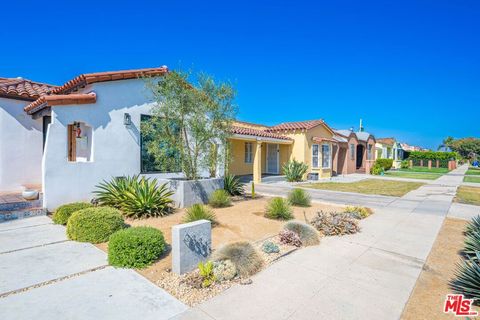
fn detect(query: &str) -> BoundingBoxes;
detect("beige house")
[228,119,341,183]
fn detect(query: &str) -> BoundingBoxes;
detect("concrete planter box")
[157,177,224,208]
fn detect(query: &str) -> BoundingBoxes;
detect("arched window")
[67,122,93,162]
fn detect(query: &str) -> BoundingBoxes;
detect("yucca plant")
[466,215,480,237]
[464,231,480,260]
[283,159,308,182]
[287,188,311,207]
[224,174,245,196]
[450,252,480,304]
[94,175,139,208]
[183,204,217,225]
[265,197,293,220]
[121,177,174,218]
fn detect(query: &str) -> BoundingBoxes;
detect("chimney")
[359,119,364,132]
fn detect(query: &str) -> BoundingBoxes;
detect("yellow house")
[228,119,336,183]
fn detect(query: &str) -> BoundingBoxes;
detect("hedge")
[407,151,457,161]
[108,226,166,268]
[375,158,394,171]
[66,207,125,243]
[52,202,93,225]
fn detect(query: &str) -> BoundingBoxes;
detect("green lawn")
[399,166,449,174]
[384,171,441,180]
[466,168,480,176]
[464,176,480,183]
[302,179,424,197]
[455,186,480,206]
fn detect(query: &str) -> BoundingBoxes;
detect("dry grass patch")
[402,218,479,319]
[302,179,424,197]
[455,186,480,206]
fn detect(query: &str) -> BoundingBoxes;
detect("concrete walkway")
[178,165,468,320]
[0,216,187,320]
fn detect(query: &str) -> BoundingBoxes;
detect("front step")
[0,207,47,223]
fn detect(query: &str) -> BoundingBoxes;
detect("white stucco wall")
[43,79,190,211]
[0,97,43,191]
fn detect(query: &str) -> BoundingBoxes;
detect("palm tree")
[438,136,454,151]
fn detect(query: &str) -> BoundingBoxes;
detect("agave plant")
[466,215,480,237]
[282,159,308,182]
[94,175,139,208]
[223,174,245,196]
[464,230,480,260]
[121,177,174,218]
[450,252,480,303]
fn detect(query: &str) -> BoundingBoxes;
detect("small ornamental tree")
[144,70,237,180]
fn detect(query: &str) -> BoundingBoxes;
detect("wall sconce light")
[124,113,132,126]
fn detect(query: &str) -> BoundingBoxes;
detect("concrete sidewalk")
[178,165,468,320]
[0,216,187,320]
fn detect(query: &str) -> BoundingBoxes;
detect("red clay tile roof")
[230,126,291,140]
[312,136,342,144]
[267,119,325,131]
[52,67,168,94]
[25,93,97,115]
[376,137,395,145]
[0,77,57,100]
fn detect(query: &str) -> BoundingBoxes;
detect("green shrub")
[343,206,373,219]
[310,211,360,236]
[224,174,245,196]
[209,189,231,208]
[94,175,174,218]
[401,160,410,169]
[212,259,237,281]
[198,261,216,288]
[211,241,263,277]
[183,204,217,225]
[283,220,320,246]
[450,252,480,303]
[52,202,93,225]
[370,163,384,175]
[66,207,125,243]
[287,188,311,207]
[108,226,166,268]
[283,159,308,182]
[375,158,394,171]
[265,197,293,220]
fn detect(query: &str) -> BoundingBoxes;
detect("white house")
[375,137,405,169]
[19,67,201,210]
[0,77,57,192]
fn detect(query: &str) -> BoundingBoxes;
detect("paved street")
[0,216,186,320]
[178,165,468,320]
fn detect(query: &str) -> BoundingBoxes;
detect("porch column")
[253,141,262,183]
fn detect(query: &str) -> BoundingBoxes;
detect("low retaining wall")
[157,177,224,208]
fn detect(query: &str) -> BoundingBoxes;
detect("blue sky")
[1,0,478,149]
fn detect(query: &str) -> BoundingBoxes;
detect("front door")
[266,144,279,174]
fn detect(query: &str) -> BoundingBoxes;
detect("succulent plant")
[198,261,216,288]
[261,241,280,254]
[464,230,480,260]
[279,229,302,247]
[466,215,480,237]
[310,211,360,236]
[211,241,264,277]
[450,252,480,303]
[343,206,372,219]
[213,259,237,281]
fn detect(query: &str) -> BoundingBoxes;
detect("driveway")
[0,216,187,320]
[177,165,468,319]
